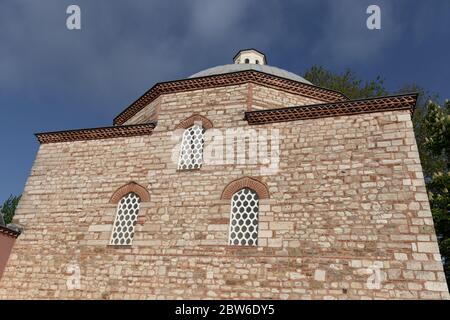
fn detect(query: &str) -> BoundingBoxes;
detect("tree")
[304,66,450,286]
[422,101,450,281]
[304,65,388,99]
[1,195,21,225]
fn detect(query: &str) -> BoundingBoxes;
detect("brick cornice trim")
[246,83,254,111]
[113,70,348,125]
[109,182,150,203]
[221,177,270,200]
[175,114,214,130]
[244,93,418,125]
[0,225,21,239]
[35,122,157,144]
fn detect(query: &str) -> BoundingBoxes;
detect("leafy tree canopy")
[1,194,21,225]
[304,65,388,99]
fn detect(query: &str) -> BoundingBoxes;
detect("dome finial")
[233,49,266,65]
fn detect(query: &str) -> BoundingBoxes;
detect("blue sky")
[0,0,449,202]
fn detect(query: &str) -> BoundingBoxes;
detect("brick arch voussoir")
[175,114,214,131]
[109,182,150,203]
[221,177,269,200]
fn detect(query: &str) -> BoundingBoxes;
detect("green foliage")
[304,65,388,99]
[422,101,450,281]
[1,194,21,225]
[397,84,443,178]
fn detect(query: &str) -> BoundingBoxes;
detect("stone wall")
[0,84,448,299]
[123,83,325,125]
[251,84,323,110]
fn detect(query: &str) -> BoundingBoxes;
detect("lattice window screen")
[229,188,259,246]
[178,124,205,170]
[110,192,140,245]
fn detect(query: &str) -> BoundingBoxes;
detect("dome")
[189,64,312,84]
[188,49,312,85]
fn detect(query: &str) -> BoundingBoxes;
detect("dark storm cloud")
[0,0,401,104]
[0,0,257,106]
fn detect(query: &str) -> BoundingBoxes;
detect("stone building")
[0,49,448,299]
[0,219,21,280]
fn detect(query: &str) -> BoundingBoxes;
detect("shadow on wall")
[0,214,21,280]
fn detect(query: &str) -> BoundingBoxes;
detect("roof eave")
[244,93,419,125]
[0,225,21,239]
[35,122,157,144]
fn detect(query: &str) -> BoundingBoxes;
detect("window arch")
[222,177,269,247]
[221,177,270,200]
[175,114,213,170]
[175,114,213,131]
[110,192,141,245]
[109,182,150,204]
[229,188,259,246]
[109,182,150,246]
[244,58,250,64]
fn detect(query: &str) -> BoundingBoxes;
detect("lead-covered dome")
[189,49,312,85]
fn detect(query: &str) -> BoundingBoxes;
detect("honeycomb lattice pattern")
[110,192,140,245]
[229,188,259,246]
[178,124,205,170]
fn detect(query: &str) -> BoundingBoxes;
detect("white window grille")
[178,124,205,170]
[229,188,259,246]
[110,192,140,245]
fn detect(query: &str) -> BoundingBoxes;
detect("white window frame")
[177,124,205,170]
[228,188,259,246]
[110,192,141,246]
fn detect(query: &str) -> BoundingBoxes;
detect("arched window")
[244,58,250,64]
[255,60,259,64]
[110,192,141,245]
[178,124,205,170]
[229,188,259,246]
